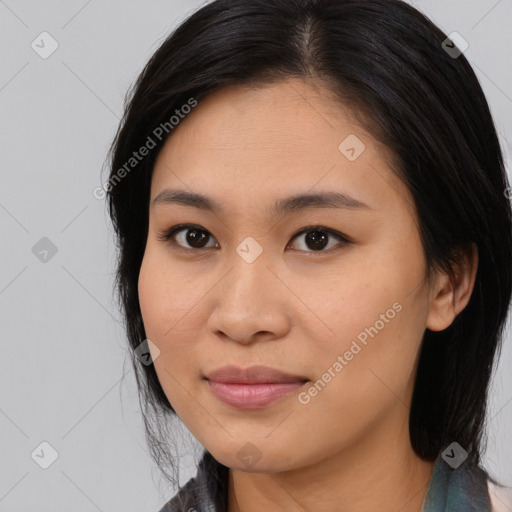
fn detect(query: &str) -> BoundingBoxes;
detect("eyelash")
[156,223,352,255]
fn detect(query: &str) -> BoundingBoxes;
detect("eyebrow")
[152,188,372,217]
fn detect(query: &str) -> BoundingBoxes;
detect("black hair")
[104,0,512,486]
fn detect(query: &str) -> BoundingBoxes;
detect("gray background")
[1,0,511,510]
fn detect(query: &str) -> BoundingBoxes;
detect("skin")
[138,78,478,512]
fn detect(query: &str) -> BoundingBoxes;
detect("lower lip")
[206,380,307,409]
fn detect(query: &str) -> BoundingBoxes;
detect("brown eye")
[157,224,350,254]
[157,224,218,250]
[288,227,350,253]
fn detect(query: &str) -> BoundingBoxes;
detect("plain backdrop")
[1,0,511,510]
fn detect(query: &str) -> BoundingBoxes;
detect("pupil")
[187,228,209,248]
[306,230,328,250]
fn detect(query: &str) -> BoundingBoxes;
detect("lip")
[204,365,309,409]
[204,364,308,384]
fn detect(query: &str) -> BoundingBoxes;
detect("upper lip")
[204,365,308,384]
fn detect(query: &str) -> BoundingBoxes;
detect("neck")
[227,410,434,512]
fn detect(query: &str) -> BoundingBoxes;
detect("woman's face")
[138,79,446,472]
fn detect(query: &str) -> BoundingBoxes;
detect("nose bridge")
[225,238,272,302]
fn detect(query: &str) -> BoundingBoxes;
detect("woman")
[104,0,512,510]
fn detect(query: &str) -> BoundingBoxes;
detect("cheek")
[138,251,196,339]
[138,255,197,411]
[138,255,183,375]
[138,251,209,374]
[138,254,165,338]
[303,259,427,404]
[297,298,423,450]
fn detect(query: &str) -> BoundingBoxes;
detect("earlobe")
[425,243,478,332]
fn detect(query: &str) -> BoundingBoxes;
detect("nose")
[206,252,291,345]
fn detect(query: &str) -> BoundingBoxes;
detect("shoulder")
[488,480,512,512]
[157,450,229,512]
[157,474,202,512]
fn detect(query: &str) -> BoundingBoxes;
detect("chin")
[208,442,301,474]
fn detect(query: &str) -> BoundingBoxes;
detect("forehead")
[150,79,411,217]
[162,79,362,151]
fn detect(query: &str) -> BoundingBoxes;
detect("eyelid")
[157,223,352,253]
[289,225,352,245]
[156,223,219,249]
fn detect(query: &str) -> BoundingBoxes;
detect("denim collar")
[159,450,491,512]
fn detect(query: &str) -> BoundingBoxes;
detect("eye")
[156,224,219,251]
[157,224,351,253]
[287,226,351,253]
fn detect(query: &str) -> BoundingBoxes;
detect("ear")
[426,243,478,332]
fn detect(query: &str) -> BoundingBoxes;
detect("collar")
[159,450,491,512]
[421,453,491,511]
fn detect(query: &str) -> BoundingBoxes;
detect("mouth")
[203,365,309,409]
